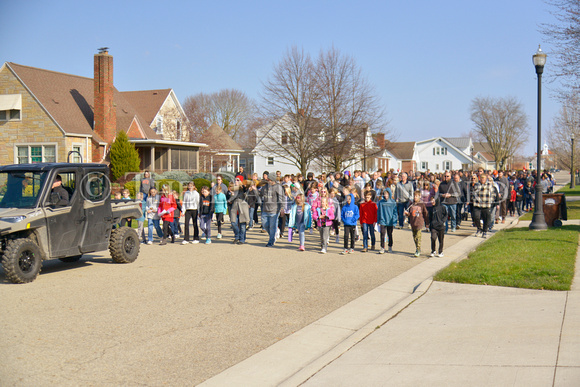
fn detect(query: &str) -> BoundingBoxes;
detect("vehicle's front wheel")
[109,227,140,263]
[2,238,43,284]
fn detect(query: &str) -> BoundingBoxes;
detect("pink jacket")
[312,205,335,227]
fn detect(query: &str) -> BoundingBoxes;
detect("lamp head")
[533,45,547,74]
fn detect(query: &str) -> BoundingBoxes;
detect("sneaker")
[341,249,348,255]
[450,228,456,233]
[275,230,280,239]
[475,230,481,237]
[298,245,305,251]
[175,234,180,238]
[232,240,238,244]
[371,245,375,251]
[430,251,436,257]
[482,232,487,239]
[147,241,153,245]
[320,249,326,254]
[379,248,385,254]
[349,249,354,254]
[361,248,368,253]
[217,233,222,239]
[456,225,461,230]
[414,250,420,257]
[438,252,444,257]
[205,238,211,244]
[388,247,393,254]
[181,240,189,245]
[192,240,199,244]
[330,230,335,236]
[335,236,340,244]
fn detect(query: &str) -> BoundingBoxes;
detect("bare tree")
[548,93,580,170]
[182,89,255,141]
[541,0,580,95]
[315,46,388,171]
[470,96,529,170]
[257,46,323,175]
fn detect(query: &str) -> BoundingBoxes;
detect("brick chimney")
[376,132,385,149]
[94,48,116,145]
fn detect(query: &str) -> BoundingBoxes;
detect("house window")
[443,160,452,170]
[421,161,428,170]
[267,157,274,166]
[240,159,247,168]
[435,164,440,171]
[72,145,82,163]
[176,120,181,140]
[0,94,22,121]
[16,145,56,164]
[281,132,288,145]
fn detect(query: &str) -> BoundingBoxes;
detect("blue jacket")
[377,188,397,226]
[288,203,312,229]
[341,194,360,226]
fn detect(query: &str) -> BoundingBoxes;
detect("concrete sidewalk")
[201,218,580,387]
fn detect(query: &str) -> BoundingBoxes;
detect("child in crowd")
[182,182,200,244]
[277,185,293,239]
[404,191,429,257]
[230,185,250,244]
[171,190,182,238]
[312,196,335,254]
[524,181,534,211]
[246,182,260,229]
[120,189,133,227]
[199,186,214,244]
[136,192,147,244]
[341,193,359,254]
[146,187,163,245]
[114,192,122,200]
[360,191,378,252]
[158,185,176,245]
[428,196,447,257]
[420,181,433,231]
[515,182,524,216]
[508,183,516,217]
[329,188,341,243]
[213,185,227,239]
[307,182,319,234]
[377,188,397,254]
[288,193,312,251]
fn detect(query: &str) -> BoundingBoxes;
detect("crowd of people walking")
[122,166,556,257]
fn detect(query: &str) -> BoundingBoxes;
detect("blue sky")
[1,0,560,156]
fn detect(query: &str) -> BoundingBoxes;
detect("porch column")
[150,146,155,172]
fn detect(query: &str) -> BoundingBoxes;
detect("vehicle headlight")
[0,216,26,223]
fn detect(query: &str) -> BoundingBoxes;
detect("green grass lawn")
[434,225,580,290]
[556,183,580,196]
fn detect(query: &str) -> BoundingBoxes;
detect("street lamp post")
[572,133,576,189]
[530,45,548,231]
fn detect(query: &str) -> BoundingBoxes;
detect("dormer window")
[0,94,22,121]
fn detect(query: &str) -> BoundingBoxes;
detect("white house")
[415,137,473,173]
[252,113,379,175]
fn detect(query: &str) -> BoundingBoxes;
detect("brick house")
[0,49,205,171]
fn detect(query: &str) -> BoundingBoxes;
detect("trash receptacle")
[542,193,565,227]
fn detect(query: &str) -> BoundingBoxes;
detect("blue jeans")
[262,212,279,246]
[397,203,407,227]
[147,218,163,242]
[296,223,306,246]
[231,216,247,243]
[248,207,255,228]
[444,204,456,232]
[362,223,376,249]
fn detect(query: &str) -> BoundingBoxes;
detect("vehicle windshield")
[0,171,47,208]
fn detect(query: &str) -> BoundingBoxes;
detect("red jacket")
[158,194,176,221]
[360,201,378,224]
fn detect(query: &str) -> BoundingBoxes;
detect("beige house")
[0,50,205,172]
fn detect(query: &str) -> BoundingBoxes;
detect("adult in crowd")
[211,175,228,197]
[497,171,510,223]
[472,173,495,238]
[182,182,200,244]
[438,171,460,233]
[394,172,414,228]
[454,173,467,228]
[139,171,155,201]
[260,174,284,247]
